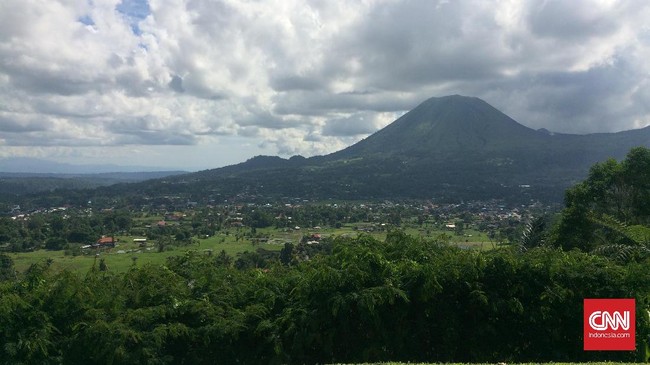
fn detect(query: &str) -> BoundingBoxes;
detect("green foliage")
[244,209,275,228]
[45,237,67,251]
[1,232,649,364]
[279,242,294,265]
[1,208,135,253]
[553,147,650,253]
[518,215,549,251]
[0,253,15,281]
[589,213,650,262]
[99,258,108,271]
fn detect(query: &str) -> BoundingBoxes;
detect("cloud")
[269,74,324,92]
[272,91,422,116]
[1,0,650,169]
[0,113,49,133]
[322,112,390,137]
[168,75,185,93]
[527,0,620,41]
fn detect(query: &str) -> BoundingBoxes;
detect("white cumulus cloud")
[0,0,649,170]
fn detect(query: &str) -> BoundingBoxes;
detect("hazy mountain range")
[0,157,179,174]
[0,158,186,196]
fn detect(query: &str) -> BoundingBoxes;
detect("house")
[133,238,147,247]
[96,236,116,247]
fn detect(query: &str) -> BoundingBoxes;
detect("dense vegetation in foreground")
[1,233,649,364]
[1,147,649,364]
[340,363,642,365]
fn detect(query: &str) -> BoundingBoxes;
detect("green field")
[7,224,495,275]
[8,231,284,274]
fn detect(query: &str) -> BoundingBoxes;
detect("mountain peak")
[421,94,479,103]
[333,95,542,158]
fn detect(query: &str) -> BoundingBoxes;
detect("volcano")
[124,95,650,202]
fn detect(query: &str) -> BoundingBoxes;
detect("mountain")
[0,157,188,196]
[331,95,650,163]
[48,95,650,204]
[331,95,545,158]
[0,171,188,196]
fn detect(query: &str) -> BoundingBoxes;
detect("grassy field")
[7,224,495,275]
[9,231,284,274]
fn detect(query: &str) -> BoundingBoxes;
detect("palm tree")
[589,212,650,262]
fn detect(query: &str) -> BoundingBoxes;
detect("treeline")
[1,232,649,364]
[0,209,132,252]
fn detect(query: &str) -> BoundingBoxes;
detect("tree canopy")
[553,146,650,253]
[1,233,649,364]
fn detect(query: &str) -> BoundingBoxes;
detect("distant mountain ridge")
[0,158,187,196]
[0,157,181,174]
[0,170,188,196]
[47,95,650,203]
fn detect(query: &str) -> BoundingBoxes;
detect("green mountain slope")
[331,95,546,159]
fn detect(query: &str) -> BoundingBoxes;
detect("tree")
[454,221,464,236]
[234,251,266,270]
[244,210,274,228]
[214,249,232,267]
[553,147,650,251]
[518,215,549,252]
[45,237,67,251]
[0,253,15,281]
[156,235,172,253]
[67,226,94,244]
[50,215,65,235]
[279,242,294,266]
[99,258,108,272]
[589,213,650,263]
[621,147,650,222]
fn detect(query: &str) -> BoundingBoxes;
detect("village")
[3,196,557,257]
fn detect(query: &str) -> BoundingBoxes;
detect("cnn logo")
[584,298,635,351]
[588,310,630,331]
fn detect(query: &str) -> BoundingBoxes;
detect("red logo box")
[584,298,635,351]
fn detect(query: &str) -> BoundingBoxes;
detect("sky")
[1,0,650,171]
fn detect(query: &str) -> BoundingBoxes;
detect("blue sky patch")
[116,0,151,35]
[78,15,95,26]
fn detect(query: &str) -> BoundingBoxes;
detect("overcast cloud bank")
[1,0,649,170]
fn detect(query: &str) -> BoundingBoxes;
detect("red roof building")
[96,236,116,246]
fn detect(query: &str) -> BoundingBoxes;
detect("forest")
[0,147,649,364]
